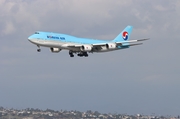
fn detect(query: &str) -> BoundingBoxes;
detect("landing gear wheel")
[37,49,41,52]
[70,55,74,57]
[69,51,74,57]
[84,52,88,57]
[37,45,41,52]
[77,53,83,57]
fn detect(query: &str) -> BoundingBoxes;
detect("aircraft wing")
[116,38,149,46]
[64,38,149,50]
[117,38,149,44]
[92,38,149,47]
[64,43,105,51]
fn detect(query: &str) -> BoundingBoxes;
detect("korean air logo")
[47,35,52,38]
[122,31,128,40]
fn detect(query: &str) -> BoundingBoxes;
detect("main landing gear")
[69,51,74,57]
[69,51,88,57]
[77,52,88,57]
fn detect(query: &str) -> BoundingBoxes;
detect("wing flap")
[63,44,82,48]
[92,43,107,46]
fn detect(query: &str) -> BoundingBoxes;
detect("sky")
[0,0,180,116]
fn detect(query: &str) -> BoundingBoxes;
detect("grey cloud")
[0,0,180,115]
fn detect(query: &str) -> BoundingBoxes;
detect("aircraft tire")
[37,49,41,52]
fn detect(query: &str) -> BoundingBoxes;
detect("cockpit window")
[35,32,39,34]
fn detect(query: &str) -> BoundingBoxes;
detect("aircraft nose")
[28,35,35,43]
[28,35,34,40]
[28,37,31,41]
[28,37,32,42]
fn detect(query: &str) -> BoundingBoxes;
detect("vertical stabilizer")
[113,26,133,42]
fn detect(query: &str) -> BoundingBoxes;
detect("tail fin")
[112,26,133,42]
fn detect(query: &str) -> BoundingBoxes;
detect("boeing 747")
[28,26,148,57]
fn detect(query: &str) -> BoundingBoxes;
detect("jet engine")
[80,45,92,52]
[106,43,117,49]
[50,48,61,53]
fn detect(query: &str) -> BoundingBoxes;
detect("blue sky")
[0,0,180,116]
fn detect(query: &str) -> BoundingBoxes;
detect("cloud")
[0,0,180,115]
[2,21,15,35]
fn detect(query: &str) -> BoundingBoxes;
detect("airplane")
[28,26,149,57]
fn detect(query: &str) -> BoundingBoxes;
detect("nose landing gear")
[37,46,41,52]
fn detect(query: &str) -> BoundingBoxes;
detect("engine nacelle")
[80,45,92,52]
[106,43,117,49]
[50,48,61,53]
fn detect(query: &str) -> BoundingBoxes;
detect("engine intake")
[80,45,92,52]
[50,48,61,53]
[106,43,116,49]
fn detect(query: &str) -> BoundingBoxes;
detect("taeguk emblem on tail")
[122,31,128,40]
